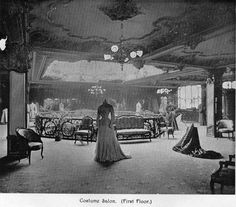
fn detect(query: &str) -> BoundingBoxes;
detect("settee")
[115,115,152,141]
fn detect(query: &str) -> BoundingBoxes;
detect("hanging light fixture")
[103,22,143,70]
[222,81,236,89]
[88,85,106,96]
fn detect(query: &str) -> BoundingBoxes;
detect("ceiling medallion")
[99,0,142,21]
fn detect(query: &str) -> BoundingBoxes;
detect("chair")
[158,115,174,139]
[216,119,235,139]
[15,128,44,165]
[74,116,94,144]
[210,154,235,194]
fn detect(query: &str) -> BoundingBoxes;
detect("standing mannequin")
[30,102,38,119]
[95,99,131,163]
[136,100,142,114]
[159,96,167,115]
[59,101,64,111]
[1,108,8,124]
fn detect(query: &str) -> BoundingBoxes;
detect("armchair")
[210,154,235,194]
[15,128,44,165]
[216,119,235,139]
[74,116,95,144]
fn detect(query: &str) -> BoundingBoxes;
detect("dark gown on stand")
[95,101,131,163]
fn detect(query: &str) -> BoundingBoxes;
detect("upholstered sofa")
[115,115,152,141]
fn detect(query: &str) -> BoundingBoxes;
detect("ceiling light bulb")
[0,36,7,51]
[124,58,129,62]
[130,51,137,58]
[104,54,112,60]
[136,50,143,57]
[232,81,236,89]
[111,45,119,53]
[222,81,231,89]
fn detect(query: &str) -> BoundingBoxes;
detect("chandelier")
[157,88,172,94]
[88,85,106,96]
[222,81,236,89]
[103,22,143,70]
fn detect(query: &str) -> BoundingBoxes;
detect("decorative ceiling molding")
[124,67,207,85]
[157,80,205,86]
[147,60,213,72]
[156,54,234,68]
[28,0,234,57]
[144,24,235,69]
[143,24,235,61]
[32,47,102,61]
[25,0,235,88]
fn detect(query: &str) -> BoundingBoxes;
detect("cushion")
[117,128,150,135]
[212,168,235,185]
[17,129,42,142]
[116,116,144,129]
[218,128,234,133]
[160,127,173,130]
[218,120,234,129]
[80,116,93,130]
[28,142,43,150]
[75,130,91,135]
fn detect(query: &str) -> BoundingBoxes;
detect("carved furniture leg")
[41,146,44,159]
[220,184,224,194]
[74,134,77,144]
[210,179,215,194]
[28,149,31,165]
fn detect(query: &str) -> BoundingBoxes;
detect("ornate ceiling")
[28,0,234,53]
[29,0,186,52]
[1,0,235,87]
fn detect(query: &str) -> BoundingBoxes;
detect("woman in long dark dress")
[95,99,131,163]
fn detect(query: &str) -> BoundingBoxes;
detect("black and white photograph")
[0,0,235,206]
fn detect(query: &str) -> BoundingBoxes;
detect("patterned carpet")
[0,126,235,194]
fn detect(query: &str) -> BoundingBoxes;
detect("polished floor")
[0,125,235,194]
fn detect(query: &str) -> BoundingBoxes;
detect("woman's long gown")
[95,102,131,162]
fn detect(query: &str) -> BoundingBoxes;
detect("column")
[200,83,207,126]
[206,79,215,136]
[8,71,26,155]
[214,70,224,136]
